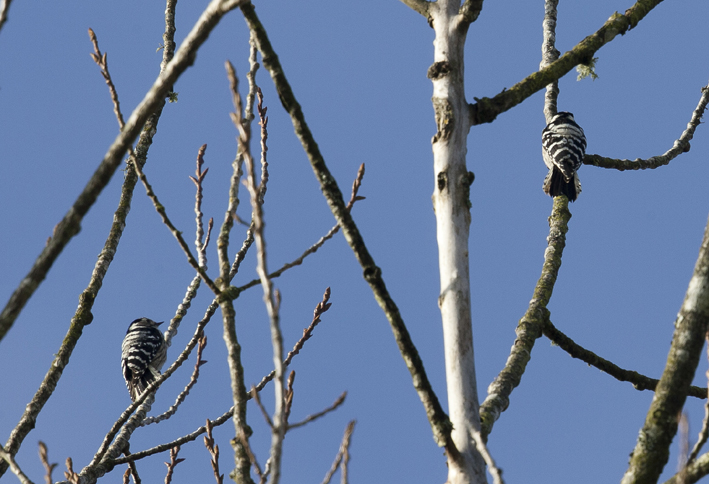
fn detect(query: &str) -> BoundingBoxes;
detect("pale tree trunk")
[429,1,486,482]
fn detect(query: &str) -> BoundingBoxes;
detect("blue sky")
[1,1,708,483]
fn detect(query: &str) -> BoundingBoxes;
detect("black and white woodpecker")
[541,111,587,202]
[121,318,167,402]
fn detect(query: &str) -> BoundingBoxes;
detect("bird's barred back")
[541,112,587,202]
[121,318,167,401]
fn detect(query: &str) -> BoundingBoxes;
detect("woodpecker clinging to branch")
[121,317,167,402]
[542,111,587,202]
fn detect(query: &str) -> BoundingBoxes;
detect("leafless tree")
[0,1,708,484]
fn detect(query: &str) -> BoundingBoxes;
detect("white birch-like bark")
[429,2,486,482]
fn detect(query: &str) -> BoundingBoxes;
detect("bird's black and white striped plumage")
[542,111,587,202]
[121,318,167,402]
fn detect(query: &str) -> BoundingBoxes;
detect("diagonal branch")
[469,0,665,126]
[240,0,454,451]
[543,318,707,399]
[236,165,365,293]
[0,5,180,475]
[0,0,246,343]
[622,213,709,483]
[287,392,346,431]
[479,196,571,439]
[133,158,221,295]
[0,443,35,484]
[398,0,433,18]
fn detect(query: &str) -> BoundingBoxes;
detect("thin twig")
[543,318,707,399]
[132,159,220,294]
[236,165,365,293]
[163,446,184,484]
[253,287,331,391]
[471,430,505,484]
[63,458,79,484]
[284,371,295,425]
[190,144,210,268]
[142,335,209,426]
[251,386,274,429]
[0,443,35,484]
[241,60,287,484]
[288,391,347,431]
[38,441,57,484]
[88,29,128,130]
[203,421,224,484]
[678,413,690,484]
[585,81,709,170]
[320,421,356,484]
[127,459,140,484]
[221,57,258,484]
[111,290,335,466]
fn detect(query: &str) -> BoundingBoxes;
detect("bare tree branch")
[133,158,221,295]
[0,0,181,473]
[203,421,225,484]
[0,0,245,344]
[458,0,484,25]
[471,430,504,484]
[111,289,335,467]
[543,317,707,399]
[480,196,571,439]
[398,0,432,18]
[320,421,355,484]
[220,55,259,484]
[38,442,56,484]
[540,0,560,122]
[664,450,709,484]
[236,165,365,293]
[622,213,709,483]
[242,81,287,484]
[163,446,184,484]
[287,392,347,431]
[585,81,709,170]
[142,335,208,426]
[0,443,35,484]
[689,335,709,463]
[469,0,666,125]
[240,0,454,454]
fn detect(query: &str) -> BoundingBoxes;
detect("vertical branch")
[428,2,484,483]
[540,0,560,122]
[244,88,286,484]
[221,61,257,484]
[622,213,709,483]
